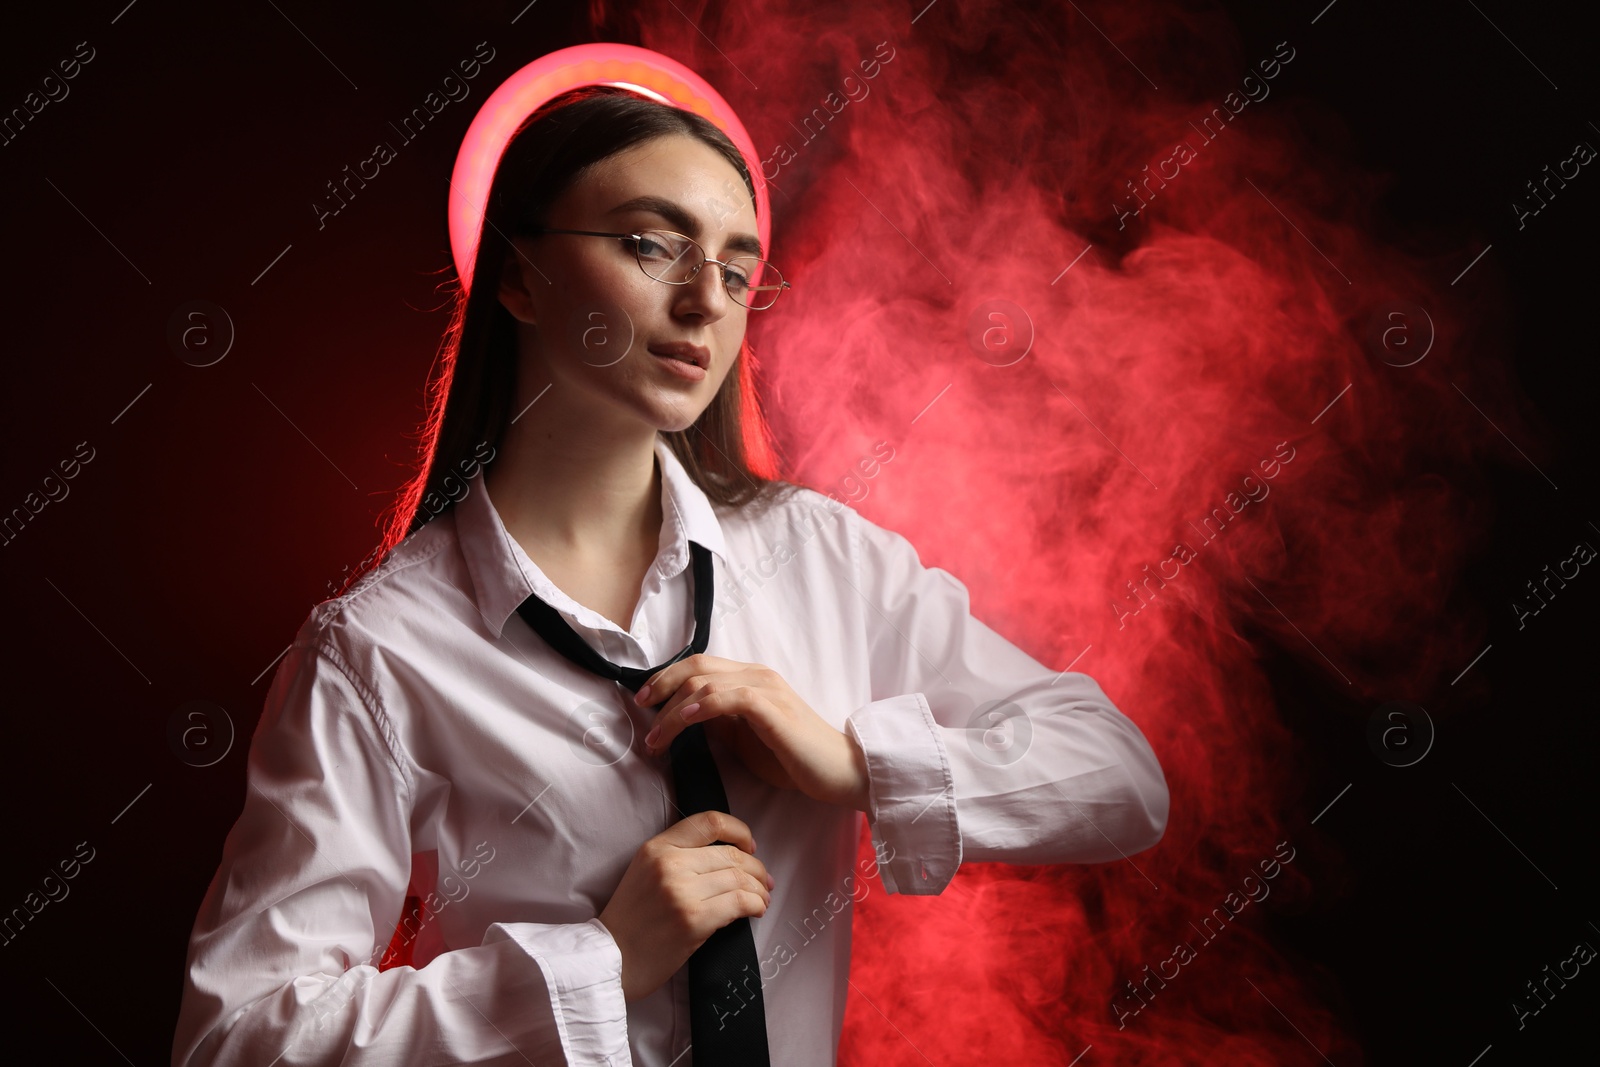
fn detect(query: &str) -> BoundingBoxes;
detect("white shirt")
[172,434,1169,1067]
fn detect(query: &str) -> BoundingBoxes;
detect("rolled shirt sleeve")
[172,638,633,1067]
[842,506,1170,896]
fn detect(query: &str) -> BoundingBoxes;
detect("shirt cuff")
[482,917,631,1064]
[846,692,962,895]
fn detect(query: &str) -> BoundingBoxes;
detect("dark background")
[1,1,1593,1062]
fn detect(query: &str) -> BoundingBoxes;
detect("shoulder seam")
[301,525,452,646]
[299,635,417,802]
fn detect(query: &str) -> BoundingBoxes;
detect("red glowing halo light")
[447,42,772,294]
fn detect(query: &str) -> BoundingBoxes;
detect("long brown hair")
[343,85,793,594]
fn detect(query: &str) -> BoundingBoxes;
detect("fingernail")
[635,684,652,705]
[765,874,775,890]
[644,726,660,748]
[680,702,701,721]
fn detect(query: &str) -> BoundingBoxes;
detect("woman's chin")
[634,382,710,424]
[650,407,708,435]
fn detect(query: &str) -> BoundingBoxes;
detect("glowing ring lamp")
[448,43,771,294]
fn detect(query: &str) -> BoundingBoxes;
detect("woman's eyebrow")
[606,194,764,258]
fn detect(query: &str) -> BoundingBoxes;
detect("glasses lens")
[636,232,785,309]
[635,230,700,283]
[728,258,784,309]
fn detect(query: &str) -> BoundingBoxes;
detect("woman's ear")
[498,241,538,325]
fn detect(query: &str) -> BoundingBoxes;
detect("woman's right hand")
[597,810,774,1003]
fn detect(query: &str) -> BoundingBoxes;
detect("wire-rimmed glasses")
[520,227,791,310]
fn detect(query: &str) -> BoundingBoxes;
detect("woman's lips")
[647,341,710,380]
[647,341,710,368]
[650,350,708,381]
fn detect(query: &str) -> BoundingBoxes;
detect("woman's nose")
[678,261,731,314]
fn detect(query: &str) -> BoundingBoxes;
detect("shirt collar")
[458,434,728,639]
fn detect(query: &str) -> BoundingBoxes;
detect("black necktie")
[514,541,771,1066]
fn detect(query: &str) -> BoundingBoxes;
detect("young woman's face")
[499,133,762,435]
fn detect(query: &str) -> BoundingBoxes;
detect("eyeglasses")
[520,227,791,310]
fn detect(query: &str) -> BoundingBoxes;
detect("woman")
[172,85,1170,1067]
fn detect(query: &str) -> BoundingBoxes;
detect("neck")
[485,415,664,565]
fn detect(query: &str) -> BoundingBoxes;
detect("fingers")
[685,844,773,940]
[671,874,769,940]
[703,842,773,890]
[663,809,755,853]
[649,812,774,944]
[647,683,770,757]
[644,690,716,757]
[634,652,724,708]
[710,884,771,927]
[693,862,774,910]
[659,812,774,893]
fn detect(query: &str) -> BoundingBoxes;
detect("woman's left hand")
[637,654,870,812]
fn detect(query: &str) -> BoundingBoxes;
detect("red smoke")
[596,0,1546,1061]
